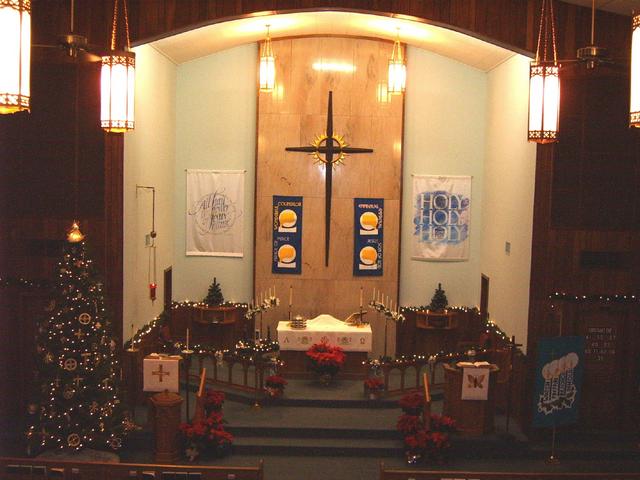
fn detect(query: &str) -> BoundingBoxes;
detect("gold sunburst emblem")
[310,133,348,166]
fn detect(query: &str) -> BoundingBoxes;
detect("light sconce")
[0,0,30,114]
[101,0,135,133]
[259,24,275,92]
[388,28,406,95]
[528,0,560,143]
[630,13,640,127]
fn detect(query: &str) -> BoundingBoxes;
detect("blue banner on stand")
[353,198,383,276]
[532,336,585,428]
[272,196,303,274]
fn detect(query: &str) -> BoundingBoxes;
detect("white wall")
[123,44,177,340]
[482,54,537,350]
[173,44,257,304]
[400,46,487,308]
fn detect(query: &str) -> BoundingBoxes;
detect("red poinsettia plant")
[180,389,232,461]
[397,392,456,463]
[265,375,288,398]
[203,389,225,415]
[364,377,384,391]
[305,341,346,376]
[179,412,233,461]
[398,391,425,413]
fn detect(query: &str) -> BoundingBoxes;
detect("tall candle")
[186,328,190,351]
[289,285,293,306]
[273,285,276,297]
[359,286,363,308]
[372,287,376,302]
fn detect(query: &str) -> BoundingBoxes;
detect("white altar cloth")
[277,314,372,352]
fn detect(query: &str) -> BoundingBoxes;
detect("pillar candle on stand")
[289,285,293,307]
[372,287,376,302]
[186,328,190,351]
[360,286,363,309]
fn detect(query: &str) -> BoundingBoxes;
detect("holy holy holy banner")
[412,175,471,261]
[186,169,245,257]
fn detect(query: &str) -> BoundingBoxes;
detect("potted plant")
[396,394,456,465]
[180,388,232,461]
[305,341,346,385]
[265,375,288,398]
[179,412,233,461]
[364,377,384,399]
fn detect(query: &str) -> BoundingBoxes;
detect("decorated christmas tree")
[204,277,224,306]
[428,283,449,311]
[27,223,128,453]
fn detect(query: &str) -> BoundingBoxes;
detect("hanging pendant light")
[101,0,134,133]
[630,13,640,128]
[0,0,30,114]
[388,28,406,95]
[528,0,560,143]
[259,24,275,92]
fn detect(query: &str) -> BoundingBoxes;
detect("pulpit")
[149,391,183,463]
[170,303,251,350]
[443,363,498,436]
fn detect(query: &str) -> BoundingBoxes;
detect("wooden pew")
[0,457,263,480]
[379,463,639,480]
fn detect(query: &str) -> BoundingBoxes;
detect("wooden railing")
[379,464,640,480]
[0,457,263,480]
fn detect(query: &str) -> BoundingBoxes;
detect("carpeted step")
[231,435,404,457]
[227,425,399,439]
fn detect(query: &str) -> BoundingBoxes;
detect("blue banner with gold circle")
[353,198,383,276]
[272,196,303,274]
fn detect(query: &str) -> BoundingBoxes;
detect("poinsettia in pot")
[179,411,233,461]
[396,392,456,465]
[306,341,346,386]
[265,375,288,398]
[364,377,385,399]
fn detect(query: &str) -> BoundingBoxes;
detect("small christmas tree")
[428,283,449,311]
[204,277,225,306]
[27,224,128,453]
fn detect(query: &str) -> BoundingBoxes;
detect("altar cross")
[285,91,373,266]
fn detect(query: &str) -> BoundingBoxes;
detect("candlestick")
[360,286,363,308]
[289,285,293,307]
[186,328,190,351]
[372,287,376,302]
[273,285,276,297]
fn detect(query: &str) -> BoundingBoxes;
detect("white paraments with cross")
[143,354,182,393]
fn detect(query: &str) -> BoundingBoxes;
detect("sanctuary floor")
[3,372,638,479]
[114,375,640,480]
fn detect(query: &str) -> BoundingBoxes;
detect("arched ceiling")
[147,11,521,72]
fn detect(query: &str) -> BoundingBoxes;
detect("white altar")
[277,314,372,352]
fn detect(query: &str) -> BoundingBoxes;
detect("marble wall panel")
[256,37,403,357]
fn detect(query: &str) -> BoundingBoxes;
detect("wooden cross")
[73,329,84,340]
[152,364,170,383]
[285,91,373,266]
[73,375,83,387]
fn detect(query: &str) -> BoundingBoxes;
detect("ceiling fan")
[32,0,105,63]
[562,0,626,69]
